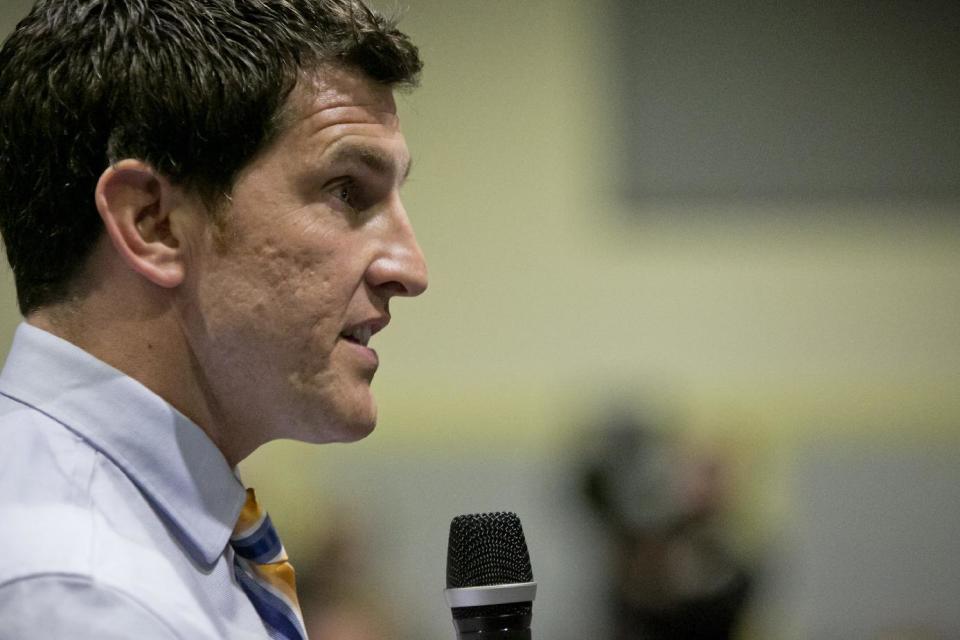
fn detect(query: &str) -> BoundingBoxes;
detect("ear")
[95,160,191,288]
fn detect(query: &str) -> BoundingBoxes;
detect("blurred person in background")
[580,409,753,639]
[298,511,395,640]
[0,1,427,638]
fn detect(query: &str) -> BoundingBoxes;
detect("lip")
[342,338,379,370]
[342,315,390,341]
[339,315,389,370]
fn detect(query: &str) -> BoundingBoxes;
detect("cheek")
[196,240,341,338]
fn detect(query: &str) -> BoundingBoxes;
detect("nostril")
[400,259,428,297]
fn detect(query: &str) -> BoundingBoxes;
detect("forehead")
[280,66,402,141]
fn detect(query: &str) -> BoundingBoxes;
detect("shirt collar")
[0,322,246,568]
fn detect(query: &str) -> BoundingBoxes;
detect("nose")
[366,201,428,298]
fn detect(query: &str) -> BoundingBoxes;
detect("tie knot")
[231,489,306,639]
[231,488,288,564]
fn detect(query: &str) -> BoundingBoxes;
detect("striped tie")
[231,489,308,640]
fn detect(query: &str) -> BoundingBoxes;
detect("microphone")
[444,512,537,639]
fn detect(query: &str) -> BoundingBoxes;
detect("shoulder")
[0,399,262,639]
[0,398,172,586]
[0,574,182,640]
[0,402,187,628]
[0,393,98,568]
[0,391,94,493]
[0,397,98,581]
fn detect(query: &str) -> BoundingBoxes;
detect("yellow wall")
[1,0,957,470]
[2,0,958,493]
[367,0,960,448]
[3,0,957,441]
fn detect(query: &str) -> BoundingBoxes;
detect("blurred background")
[1,1,958,638]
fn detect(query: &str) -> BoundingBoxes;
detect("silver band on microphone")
[444,582,538,608]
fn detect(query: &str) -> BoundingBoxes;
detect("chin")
[331,412,378,443]
[293,404,378,444]
[280,372,380,441]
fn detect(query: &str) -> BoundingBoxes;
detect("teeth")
[350,326,372,346]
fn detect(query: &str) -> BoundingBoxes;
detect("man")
[0,1,427,637]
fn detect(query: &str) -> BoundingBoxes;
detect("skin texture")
[29,66,428,466]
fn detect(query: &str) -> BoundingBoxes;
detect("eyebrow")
[325,143,413,183]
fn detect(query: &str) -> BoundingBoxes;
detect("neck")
[27,272,250,466]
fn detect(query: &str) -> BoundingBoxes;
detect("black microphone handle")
[453,608,532,640]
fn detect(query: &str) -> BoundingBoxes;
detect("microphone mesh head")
[446,512,533,589]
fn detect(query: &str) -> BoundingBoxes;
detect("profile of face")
[178,66,428,453]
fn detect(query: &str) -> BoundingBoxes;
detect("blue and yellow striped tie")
[231,489,308,640]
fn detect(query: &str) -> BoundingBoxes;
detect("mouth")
[340,317,388,347]
[341,325,373,346]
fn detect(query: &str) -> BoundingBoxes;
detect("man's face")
[179,66,427,454]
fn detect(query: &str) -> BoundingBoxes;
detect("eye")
[328,178,363,212]
[335,180,357,206]
[323,174,390,215]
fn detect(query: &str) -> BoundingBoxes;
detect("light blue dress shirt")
[0,323,271,638]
